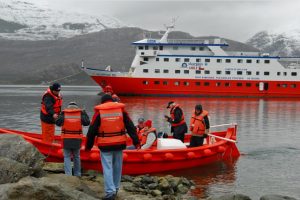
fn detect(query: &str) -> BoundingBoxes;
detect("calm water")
[0,85,299,199]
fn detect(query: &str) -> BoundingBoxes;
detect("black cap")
[166,101,174,108]
[50,82,61,91]
[195,104,202,111]
[101,94,113,104]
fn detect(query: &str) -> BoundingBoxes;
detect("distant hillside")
[0,27,259,85]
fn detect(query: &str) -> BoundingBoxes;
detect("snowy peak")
[0,0,125,40]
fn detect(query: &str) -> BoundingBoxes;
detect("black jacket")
[56,110,90,149]
[85,108,139,152]
[40,94,60,124]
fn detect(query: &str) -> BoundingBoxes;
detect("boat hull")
[0,127,240,175]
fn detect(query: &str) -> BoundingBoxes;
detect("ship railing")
[278,57,300,69]
[166,38,227,45]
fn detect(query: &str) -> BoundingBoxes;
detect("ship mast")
[159,18,177,43]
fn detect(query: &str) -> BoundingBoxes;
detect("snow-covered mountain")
[246,30,300,57]
[0,0,125,40]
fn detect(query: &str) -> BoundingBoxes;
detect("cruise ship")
[83,24,300,97]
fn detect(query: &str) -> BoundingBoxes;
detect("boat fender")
[123,153,128,161]
[90,152,99,160]
[203,149,212,156]
[187,152,195,159]
[143,153,152,161]
[164,153,174,160]
[57,149,63,156]
[217,146,226,153]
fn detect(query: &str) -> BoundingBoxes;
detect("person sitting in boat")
[55,102,90,176]
[140,120,157,150]
[136,117,145,140]
[103,85,120,102]
[189,104,210,147]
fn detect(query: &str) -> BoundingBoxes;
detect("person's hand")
[203,133,208,138]
[53,113,58,120]
[164,115,171,122]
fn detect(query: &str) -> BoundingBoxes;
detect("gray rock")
[148,183,159,190]
[181,177,192,187]
[142,175,154,184]
[177,184,189,194]
[122,175,133,182]
[158,177,170,190]
[0,157,33,184]
[0,134,45,176]
[260,195,297,200]
[168,177,182,189]
[209,194,252,200]
[162,195,177,200]
[151,190,162,197]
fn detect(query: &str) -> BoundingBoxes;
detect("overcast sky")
[25,0,300,42]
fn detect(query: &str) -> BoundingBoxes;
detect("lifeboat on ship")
[0,124,240,175]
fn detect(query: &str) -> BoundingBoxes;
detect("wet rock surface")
[260,195,297,200]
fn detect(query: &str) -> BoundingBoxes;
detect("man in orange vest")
[40,83,63,143]
[140,120,157,150]
[136,117,145,140]
[165,101,188,142]
[85,94,140,200]
[189,104,210,147]
[56,102,90,176]
[104,85,120,102]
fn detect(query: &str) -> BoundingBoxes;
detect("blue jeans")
[100,150,123,198]
[64,148,81,176]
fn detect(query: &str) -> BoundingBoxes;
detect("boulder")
[158,177,170,190]
[209,194,252,200]
[260,195,297,200]
[177,184,189,194]
[0,134,45,176]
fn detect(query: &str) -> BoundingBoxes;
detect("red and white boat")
[83,23,300,97]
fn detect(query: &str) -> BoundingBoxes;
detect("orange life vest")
[170,104,185,127]
[95,102,127,147]
[140,127,157,146]
[136,126,143,141]
[190,110,208,136]
[61,108,83,139]
[41,88,63,115]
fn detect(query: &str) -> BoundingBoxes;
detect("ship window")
[184,58,190,62]
[145,46,149,50]
[155,69,160,73]
[199,47,205,51]
[246,59,252,63]
[264,60,270,64]
[225,82,230,87]
[291,72,297,76]
[184,81,189,86]
[216,70,222,74]
[164,58,169,62]
[143,69,149,73]
[246,83,251,87]
[216,82,221,87]
[291,84,297,88]
[204,82,210,86]
[225,71,231,75]
[191,47,196,51]
[225,59,231,63]
[173,46,179,50]
[277,84,281,88]
[283,72,287,76]
[163,69,169,73]
[237,71,243,75]
[144,57,149,61]
[174,81,180,86]
[175,58,181,62]
[159,46,163,50]
[156,58,159,62]
[153,46,158,50]
[154,81,160,85]
[163,81,168,85]
[138,46,144,50]
[256,60,260,63]
[217,59,222,63]
[256,71,260,75]
[195,82,201,86]
[277,72,281,76]
[184,70,189,74]
[204,70,210,74]
[237,83,242,87]
[205,58,210,63]
[175,70,180,74]
[256,83,259,87]
[143,80,149,85]
[264,71,270,76]
[141,52,145,55]
[237,59,243,63]
[196,70,201,74]
[281,84,287,88]
[196,58,201,62]
[246,71,252,75]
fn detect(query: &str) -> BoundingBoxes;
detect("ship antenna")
[159,17,178,43]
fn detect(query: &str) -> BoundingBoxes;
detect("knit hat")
[138,117,145,123]
[166,101,174,108]
[101,94,113,104]
[195,104,203,111]
[144,120,152,128]
[50,82,61,91]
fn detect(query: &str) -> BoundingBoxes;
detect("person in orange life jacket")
[104,85,120,102]
[189,104,210,147]
[164,101,188,142]
[85,94,140,200]
[140,120,157,150]
[55,102,90,176]
[136,117,145,140]
[40,82,63,143]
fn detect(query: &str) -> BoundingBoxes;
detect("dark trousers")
[172,123,188,142]
[189,136,205,147]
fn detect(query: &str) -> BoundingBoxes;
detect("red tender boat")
[0,124,240,175]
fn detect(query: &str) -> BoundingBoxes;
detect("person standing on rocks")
[56,102,90,176]
[85,94,140,200]
[164,101,188,142]
[40,82,63,143]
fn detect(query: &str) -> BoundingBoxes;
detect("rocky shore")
[0,134,298,200]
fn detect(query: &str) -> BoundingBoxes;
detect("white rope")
[210,123,237,128]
